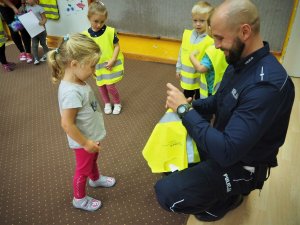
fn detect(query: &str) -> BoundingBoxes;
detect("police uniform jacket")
[182,42,295,168]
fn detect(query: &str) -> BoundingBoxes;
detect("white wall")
[282,1,300,77]
[45,0,90,36]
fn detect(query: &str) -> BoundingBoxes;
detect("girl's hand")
[83,140,101,153]
[105,59,116,71]
[191,50,199,56]
[176,72,181,79]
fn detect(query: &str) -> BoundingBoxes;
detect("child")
[25,0,49,65]
[0,18,16,72]
[82,0,124,115]
[176,1,214,100]
[47,33,116,212]
[0,0,32,63]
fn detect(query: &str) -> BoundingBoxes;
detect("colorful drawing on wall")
[63,0,87,16]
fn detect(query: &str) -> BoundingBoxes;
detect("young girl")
[82,0,124,115]
[0,18,16,72]
[48,33,116,212]
[25,0,49,65]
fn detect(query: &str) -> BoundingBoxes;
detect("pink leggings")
[73,148,100,199]
[98,84,120,104]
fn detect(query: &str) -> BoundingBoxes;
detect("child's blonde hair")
[192,1,213,15]
[48,33,101,83]
[88,0,108,18]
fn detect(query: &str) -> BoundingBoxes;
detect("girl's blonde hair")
[88,0,108,18]
[48,33,101,83]
[192,1,213,15]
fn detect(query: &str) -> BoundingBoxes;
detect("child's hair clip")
[63,34,70,41]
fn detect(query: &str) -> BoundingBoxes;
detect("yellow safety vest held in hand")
[180,29,214,90]
[0,20,6,48]
[199,45,228,98]
[142,109,200,173]
[39,0,60,20]
[82,27,124,86]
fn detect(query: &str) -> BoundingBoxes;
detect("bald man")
[154,0,295,222]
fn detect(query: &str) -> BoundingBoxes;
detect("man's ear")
[240,24,252,41]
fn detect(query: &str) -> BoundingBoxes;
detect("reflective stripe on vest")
[39,0,59,20]
[199,45,228,98]
[159,111,199,163]
[180,29,214,90]
[82,27,124,86]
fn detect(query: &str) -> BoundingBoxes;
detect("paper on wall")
[18,11,45,38]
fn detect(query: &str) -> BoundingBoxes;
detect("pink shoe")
[26,53,33,63]
[2,64,14,72]
[19,52,26,61]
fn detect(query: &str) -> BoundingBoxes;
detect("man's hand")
[166,83,192,111]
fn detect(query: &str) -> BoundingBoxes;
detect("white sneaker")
[104,103,112,114]
[89,176,116,188]
[34,59,39,65]
[40,55,47,62]
[72,196,102,211]
[112,104,122,115]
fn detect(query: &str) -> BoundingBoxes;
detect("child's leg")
[73,148,99,199]
[194,89,200,100]
[106,84,120,104]
[98,85,110,104]
[31,36,39,62]
[19,28,32,54]
[0,44,8,64]
[183,89,195,99]
[39,31,49,55]
[89,152,100,181]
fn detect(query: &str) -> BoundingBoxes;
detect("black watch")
[177,103,192,119]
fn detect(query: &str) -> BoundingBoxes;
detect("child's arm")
[39,12,47,26]
[175,47,182,79]
[190,50,209,73]
[61,108,100,153]
[106,42,120,71]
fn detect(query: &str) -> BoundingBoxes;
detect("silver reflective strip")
[214,82,220,92]
[170,199,185,212]
[186,135,194,163]
[159,112,180,123]
[181,76,200,85]
[96,59,122,70]
[181,64,196,73]
[44,11,59,15]
[0,38,6,43]
[39,4,57,9]
[96,70,123,81]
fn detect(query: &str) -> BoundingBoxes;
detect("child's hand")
[191,50,199,57]
[176,72,181,79]
[83,140,101,153]
[105,59,116,71]
[18,5,26,14]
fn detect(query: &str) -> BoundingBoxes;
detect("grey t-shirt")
[58,80,106,149]
[26,4,45,21]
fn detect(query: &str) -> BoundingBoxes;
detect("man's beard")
[225,37,245,64]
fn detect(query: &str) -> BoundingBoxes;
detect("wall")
[282,1,300,77]
[45,0,294,53]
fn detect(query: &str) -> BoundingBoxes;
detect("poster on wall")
[62,0,87,16]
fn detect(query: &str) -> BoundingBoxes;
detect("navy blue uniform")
[155,43,295,217]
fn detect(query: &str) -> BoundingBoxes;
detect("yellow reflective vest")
[39,0,60,20]
[199,45,228,98]
[180,29,214,90]
[142,109,200,173]
[0,20,6,48]
[82,27,124,86]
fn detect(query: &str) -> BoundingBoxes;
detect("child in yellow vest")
[0,19,16,72]
[82,1,124,115]
[176,1,214,100]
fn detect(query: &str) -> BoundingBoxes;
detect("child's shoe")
[7,62,16,68]
[112,104,122,115]
[19,52,26,61]
[2,64,14,72]
[40,54,47,62]
[34,59,40,65]
[89,175,116,188]
[26,53,33,63]
[72,196,102,212]
[104,103,112,114]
